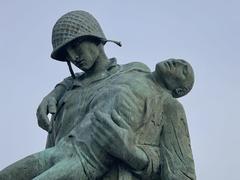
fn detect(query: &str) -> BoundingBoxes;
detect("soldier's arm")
[36,76,73,132]
[160,99,196,180]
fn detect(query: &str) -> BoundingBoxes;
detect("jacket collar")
[72,58,119,87]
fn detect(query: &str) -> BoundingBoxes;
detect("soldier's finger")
[37,100,49,117]
[92,133,108,148]
[111,110,130,130]
[48,98,57,114]
[38,116,50,132]
[94,111,122,137]
[48,123,53,133]
[92,127,109,147]
[38,108,49,124]
[93,119,113,137]
[94,111,114,127]
[37,105,50,132]
[37,103,46,117]
[122,97,136,110]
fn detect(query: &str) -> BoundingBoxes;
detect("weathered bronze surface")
[0,10,196,180]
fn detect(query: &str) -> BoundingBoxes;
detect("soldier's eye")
[71,43,77,49]
[70,41,79,49]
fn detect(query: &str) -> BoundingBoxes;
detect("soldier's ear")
[172,88,186,98]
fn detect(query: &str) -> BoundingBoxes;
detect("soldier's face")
[156,59,193,91]
[66,41,99,71]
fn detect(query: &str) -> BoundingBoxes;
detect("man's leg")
[0,147,57,180]
[33,158,88,180]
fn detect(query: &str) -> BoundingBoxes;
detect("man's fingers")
[48,98,57,114]
[111,110,130,130]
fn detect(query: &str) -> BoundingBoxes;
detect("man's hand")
[92,110,148,170]
[36,96,57,133]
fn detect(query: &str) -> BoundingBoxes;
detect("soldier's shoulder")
[62,72,84,81]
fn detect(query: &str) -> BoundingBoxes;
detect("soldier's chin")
[78,65,89,72]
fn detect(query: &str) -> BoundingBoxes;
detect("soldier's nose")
[73,55,79,61]
[68,53,79,62]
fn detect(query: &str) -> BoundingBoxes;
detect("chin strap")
[105,40,122,47]
[67,61,76,79]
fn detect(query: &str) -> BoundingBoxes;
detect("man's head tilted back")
[154,58,195,98]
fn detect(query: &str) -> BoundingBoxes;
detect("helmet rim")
[51,34,106,61]
[51,10,106,61]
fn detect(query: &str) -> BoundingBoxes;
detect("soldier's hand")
[36,96,57,133]
[92,110,136,161]
[92,110,148,170]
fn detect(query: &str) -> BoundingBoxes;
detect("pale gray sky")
[0,1,239,179]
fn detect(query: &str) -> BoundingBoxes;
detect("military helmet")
[51,10,107,61]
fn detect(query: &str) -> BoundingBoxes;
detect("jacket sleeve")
[160,99,196,180]
[54,76,74,90]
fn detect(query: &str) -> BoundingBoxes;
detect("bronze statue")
[0,10,196,180]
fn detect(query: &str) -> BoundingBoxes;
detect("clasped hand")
[92,110,137,162]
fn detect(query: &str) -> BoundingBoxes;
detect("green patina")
[0,10,196,180]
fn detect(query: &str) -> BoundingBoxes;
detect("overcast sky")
[0,1,239,179]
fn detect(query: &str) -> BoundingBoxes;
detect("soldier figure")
[0,10,196,180]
